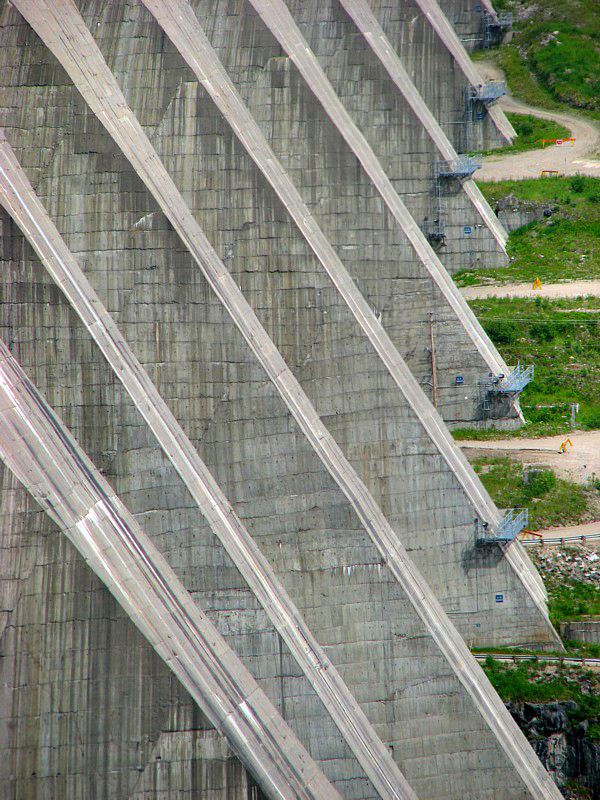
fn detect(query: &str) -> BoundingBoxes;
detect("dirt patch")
[461,280,600,299]
[475,60,600,180]
[460,430,600,485]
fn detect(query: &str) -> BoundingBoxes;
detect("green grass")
[476,0,600,118]
[530,547,600,625]
[466,296,600,436]
[549,584,600,626]
[482,657,600,738]
[473,642,600,659]
[454,176,600,286]
[477,113,570,156]
[470,456,590,529]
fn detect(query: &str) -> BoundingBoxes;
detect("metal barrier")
[473,81,507,103]
[493,363,535,394]
[476,508,529,545]
[480,363,533,412]
[437,155,483,178]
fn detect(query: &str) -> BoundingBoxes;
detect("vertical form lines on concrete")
[0,133,418,800]
[337,0,507,248]
[239,0,547,615]
[11,3,562,796]
[412,0,516,143]
[140,0,509,401]
[245,0,510,381]
[135,0,530,537]
[0,341,343,800]
[8,0,529,603]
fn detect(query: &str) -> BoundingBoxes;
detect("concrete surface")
[0,1,563,798]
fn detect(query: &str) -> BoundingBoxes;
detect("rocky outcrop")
[494,192,557,232]
[509,700,600,798]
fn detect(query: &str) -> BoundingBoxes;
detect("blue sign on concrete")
[464,226,472,235]
[455,376,464,385]
[476,5,482,11]
[495,594,504,603]
[476,112,484,120]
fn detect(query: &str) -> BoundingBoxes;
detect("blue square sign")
[464,226,472,235]
[495,594,504,603]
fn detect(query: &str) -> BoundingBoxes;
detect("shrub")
[484,320,518,344]
[580,405,600,430]
[524,469,556,498]
[569,175,586,194]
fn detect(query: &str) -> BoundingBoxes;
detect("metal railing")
[481,12,513,49]
[472,81,507,103]
[437,155,483,179]
[490,363,535,394]
[476,508,529,545]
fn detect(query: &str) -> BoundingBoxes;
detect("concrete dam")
[0,1,562,798]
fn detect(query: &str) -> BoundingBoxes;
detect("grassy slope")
[475,0,600,117]
[456,296,600,437]
[482,657,600,740]
[455,176,600,286]
[470,456,592,529]
[478,112,569,157]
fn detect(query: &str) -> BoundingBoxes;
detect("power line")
[475,315,600,326]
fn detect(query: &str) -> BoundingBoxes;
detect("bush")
[580,405,600,430]
[569,175,586,194]
[524,469,556,498]
[485,320,518,345]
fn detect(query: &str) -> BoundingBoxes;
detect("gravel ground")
[475,61,600,180]
[460,280,600,299]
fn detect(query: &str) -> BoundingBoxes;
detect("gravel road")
[460,430,600,485]
[461,280,600,299]
[475,61,600,181]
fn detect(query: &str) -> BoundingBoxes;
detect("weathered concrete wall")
[224,0,508,273]
[79,0,514,430]
[0,465,256,800]
[0,1,557,798]
[438,0,487,52]
[560,620,600,646]
[367,0,509,152]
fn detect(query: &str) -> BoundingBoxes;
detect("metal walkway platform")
[477,508,530,545]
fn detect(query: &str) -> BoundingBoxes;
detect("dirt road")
[475,61,600,181]
[461,280,600,300]
[527,520,600,543]
[460,430,600,485]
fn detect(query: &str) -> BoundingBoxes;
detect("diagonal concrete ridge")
[232,0,545,610]
[12,1,562,796]
[413,0,516,143]
[0,340,343,800]
[140,0,511,416]
[0,131,418,800]
[338,0,508,249]
[12,0,548,621]
[246,0,509,379]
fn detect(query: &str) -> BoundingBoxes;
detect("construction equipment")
[519,529,543,541]
[559,438,573,454]
[532,277,542,290]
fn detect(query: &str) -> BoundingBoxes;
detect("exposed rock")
[508,700,600,797]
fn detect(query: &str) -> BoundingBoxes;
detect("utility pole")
[428,311,438,409]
